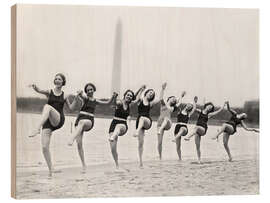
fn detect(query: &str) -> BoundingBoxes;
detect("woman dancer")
[134,85,164,168]
[30,73,74,177]
[108,85,146,169]
[173,95,198,161]
[184,101,226,163]
[68,83,117,173]
[212,101,259,161]
[156,83,178,160]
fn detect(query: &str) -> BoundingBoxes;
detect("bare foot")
[139,164,144,169]
[108,137,115,142]
[29,129,40,138]
[133,133,138,138]
[48,171,52,179]
[51,169,62,174]
[228,157,233,162]
[172,139,176,143]
[68,139,74,146]
[184,137,190,141]
[81,166,87,174]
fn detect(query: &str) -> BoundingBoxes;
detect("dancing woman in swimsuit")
[156,83,178,160]
[30,73,75,177]
[212,101,259,161]
[185,101,226,163]
[108,85,146,169]
[173,95,198,161]
[134,84,165,168]
[68,83,117,173]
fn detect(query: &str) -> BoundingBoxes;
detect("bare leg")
[157,130,164,160]
[223,132,232,162]
[109,124,126,142]
[134,117,150,137]
[175,136,182,160]
[76,132,86,173]
[212,124,226,140]
[194,133,202,164]
[174,127,187,142]
[138,129,145,168]
[158,118,169,135]
[41,129,53,177]
[30,104,60,137]
[185,128,198,141]
[68,120,92,146]
[109,134,119,169]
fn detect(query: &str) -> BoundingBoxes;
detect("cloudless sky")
[16,5,258,107]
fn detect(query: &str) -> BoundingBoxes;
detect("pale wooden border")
[11,4,17,199]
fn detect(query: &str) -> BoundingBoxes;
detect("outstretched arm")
[132,85,146,104]
[65,94,79,111]
[241,121,259,132]
[189,96,198,117]
[175,91,186,108]
[208,102,226,118]
[96,92,118,105]
[226,101,237,115]
[31,84,50,97]
[151,82,167,106]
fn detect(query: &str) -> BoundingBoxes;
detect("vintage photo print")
[12,4,259,199]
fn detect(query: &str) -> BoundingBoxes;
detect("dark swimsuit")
[42,90,65,131]
[225,112,245,134]
[109,102,129,136]
[135,100,152,130]
[174,112,189,135]
[196,112,209,136]
[75,98,96,132]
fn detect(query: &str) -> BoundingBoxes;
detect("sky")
[16,5,259,107]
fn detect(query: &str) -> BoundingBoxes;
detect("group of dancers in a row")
[30,73,259,177]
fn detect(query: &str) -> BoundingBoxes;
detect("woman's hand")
[162,82,167,90]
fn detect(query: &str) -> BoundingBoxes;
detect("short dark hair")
[54,73,66,86]
[123,89,135,101]
[144,89,155,102]
[84,83,96,93]
[167,96,177,106]
[204,102,215,113]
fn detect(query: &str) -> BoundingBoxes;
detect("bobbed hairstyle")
[144,89,155,102]
[204,102,215,113]
[54,73,66,86]
[84,83,96,93]
[123,89,135,101]
[167,96,177,106]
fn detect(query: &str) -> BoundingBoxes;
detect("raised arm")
[65,94,79,111]
[96,92,118,105]
[151,82,167,106]
[132,85,146,104]
[175,91,186,108]
[189,96,198,117]
[226,101,237,115]
[208,102,226,118]
[241,120,259,132]
[31,84,50,97]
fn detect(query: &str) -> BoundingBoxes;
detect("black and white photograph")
[11,4,259,199]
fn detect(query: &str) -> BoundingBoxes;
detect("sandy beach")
[16,158,259,199]
[15,113,259,198]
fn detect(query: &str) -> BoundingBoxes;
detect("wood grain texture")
[11,4,17,199]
